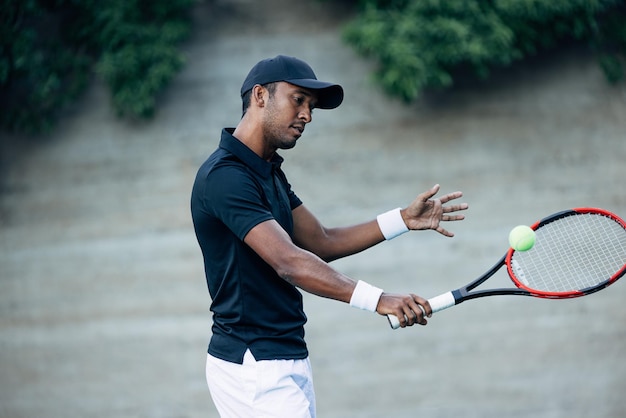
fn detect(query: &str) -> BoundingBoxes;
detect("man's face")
[261,82,317,150]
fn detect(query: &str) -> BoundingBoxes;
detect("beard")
[262,123,298,150]
[262,106,300,150]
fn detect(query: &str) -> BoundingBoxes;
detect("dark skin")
[234,81,469,327]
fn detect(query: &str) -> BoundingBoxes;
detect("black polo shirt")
[191,128,307,364]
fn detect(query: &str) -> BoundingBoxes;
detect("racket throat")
[452,289,465,304]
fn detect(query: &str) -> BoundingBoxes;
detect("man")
[191,55,468,417]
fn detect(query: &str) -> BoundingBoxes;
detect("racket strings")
[512,213,626,293]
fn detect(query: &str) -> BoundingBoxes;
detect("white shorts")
[205,349,316,418]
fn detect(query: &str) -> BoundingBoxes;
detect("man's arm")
[291,204,385,262]
[244,219,431,327]
[292,184,469,262]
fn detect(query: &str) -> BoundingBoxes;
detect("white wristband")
[350,280,384,312]
[377,207,409,240]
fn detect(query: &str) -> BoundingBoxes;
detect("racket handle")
[387,291,456,329]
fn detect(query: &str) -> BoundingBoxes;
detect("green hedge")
[343,0,626,102]
[0,0,194,133]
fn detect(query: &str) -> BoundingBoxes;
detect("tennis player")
[190,55,468,417]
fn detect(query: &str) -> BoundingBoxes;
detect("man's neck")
[232,119,275,161]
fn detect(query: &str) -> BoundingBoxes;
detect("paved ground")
[1,0,626,417]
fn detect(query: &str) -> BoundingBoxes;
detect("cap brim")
[286,79,344,109]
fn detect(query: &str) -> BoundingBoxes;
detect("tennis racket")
[388,207,626,329]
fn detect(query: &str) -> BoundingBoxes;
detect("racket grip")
[387,291,456,329]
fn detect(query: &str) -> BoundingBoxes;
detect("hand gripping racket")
[388,208,626,329]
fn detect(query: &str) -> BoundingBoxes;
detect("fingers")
[438,190,463,204]
[402,295,431,327]
[431,196,468,237]
[380,293,431,328]
[434,190,469,227]
[405,185,468,235]
[442,213,466,221]
[418,187,468,212]
[436,226,454,238]
[441,196,469,218]
[418,184,440,202]
[442,203,469,214]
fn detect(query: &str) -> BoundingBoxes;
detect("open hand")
[402,184,468,237]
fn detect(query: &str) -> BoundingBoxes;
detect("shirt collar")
[220,128,284,178]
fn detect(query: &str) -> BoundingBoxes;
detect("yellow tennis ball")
[509,225,536,251]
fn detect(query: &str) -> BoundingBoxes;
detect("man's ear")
[252,84,265,107]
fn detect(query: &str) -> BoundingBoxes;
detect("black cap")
[240,55,344,109]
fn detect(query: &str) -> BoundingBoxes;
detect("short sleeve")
[200,164,274,241]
